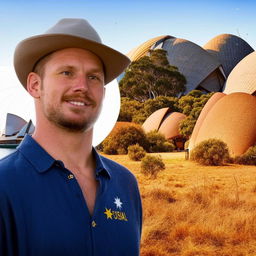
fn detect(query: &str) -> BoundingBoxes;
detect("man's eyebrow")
[88,68,105,75]
[56,65,76,71]
[55,65,104,74]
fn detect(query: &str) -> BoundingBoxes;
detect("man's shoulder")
[0,151,21,193]
[0,150,24,178]
[0,150,18,166]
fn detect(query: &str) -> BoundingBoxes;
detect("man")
[0,18,142,256]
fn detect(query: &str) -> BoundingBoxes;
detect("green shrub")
[190,139,230,166]
[179,117,197,137]
[128,144,146,161]
[178,92,214,137]
[118,97,143,122]
[132,112,148,124]
[102,123,147,155]
[102,143,117,155]
[141,155,165,178]
[234,145,256,165]
[146,130,175,153]
[143,96,179,117]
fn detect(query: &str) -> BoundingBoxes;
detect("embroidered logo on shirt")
[114,197,123,209]
[104,196,128,221]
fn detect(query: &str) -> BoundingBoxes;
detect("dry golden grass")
[105,152,256,256]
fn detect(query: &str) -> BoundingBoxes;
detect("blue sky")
[0,0,255,66]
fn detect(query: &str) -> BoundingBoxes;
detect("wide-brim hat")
[14,18,131,89]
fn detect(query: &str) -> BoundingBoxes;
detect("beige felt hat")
[14,18,130,89]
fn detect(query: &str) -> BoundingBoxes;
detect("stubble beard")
[43,93,102,134]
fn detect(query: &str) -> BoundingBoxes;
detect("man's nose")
[72,75,89,92]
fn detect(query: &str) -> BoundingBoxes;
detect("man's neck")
[32,122,94,173]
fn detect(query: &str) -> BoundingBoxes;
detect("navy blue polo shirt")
[0,135,142,256]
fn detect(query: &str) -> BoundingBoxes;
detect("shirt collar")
[92,148,111,179]
[17,135,55,173]
[17,135,111,178]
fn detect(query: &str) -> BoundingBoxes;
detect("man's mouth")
[63,94,97,107]
[68,101,86,107]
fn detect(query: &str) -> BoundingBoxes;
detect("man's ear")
[27,72,42,98]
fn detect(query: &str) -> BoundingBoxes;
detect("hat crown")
[45,18,102,44]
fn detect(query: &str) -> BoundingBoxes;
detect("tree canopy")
[119,49,186,102]
[178,91,214,137]
[118,96,179,124]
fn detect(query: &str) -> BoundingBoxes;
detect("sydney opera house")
[130,34,256,156]
[0,113,34,148]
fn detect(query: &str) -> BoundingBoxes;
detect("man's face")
[37,48,105,133]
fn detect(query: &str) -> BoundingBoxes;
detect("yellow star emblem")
[104,208,113,219]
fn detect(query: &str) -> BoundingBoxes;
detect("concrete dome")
[189,92,226,150]
[160,38,224,93]
[158,112,186,140]
[142,107,170,133]
[224,51,256,95]
[192,93,256,156]
[204,34,254,77]
[127,36,225,94]
[127,35,174,61]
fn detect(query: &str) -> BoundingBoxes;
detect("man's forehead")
[48,48,104,68]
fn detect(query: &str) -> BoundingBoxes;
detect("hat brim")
[14,34,130,89]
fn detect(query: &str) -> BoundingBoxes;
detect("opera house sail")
[0,113,34,148]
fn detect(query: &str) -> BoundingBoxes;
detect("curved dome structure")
[127,35,174,61]
[126,34,254,96]
[4,113,27,136]
[160,38,225,93]
[189,92,226,150]
[142,108,187,149]
[204,34,254,77]
[142,107,170,133]
[158,112,186,140]
[192,93,256,156]
[128,36,225,94]
[224,51,256,95]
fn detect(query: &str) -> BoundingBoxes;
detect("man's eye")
[61,71,72,76]
[88,75,99,80]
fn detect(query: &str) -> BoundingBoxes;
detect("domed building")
[223,51,256,95]
[142,108,187,149]
[189,92,226,151]
[189,93,256,156]
[3,113,27,136]
[158,112,187,149]
[159,38,225,93]
[127,35,174,61]
[142,107,171,132]
[203,34,254,77]
[127,34,254,95]
[127,33,256,156]
[0,113,34,148]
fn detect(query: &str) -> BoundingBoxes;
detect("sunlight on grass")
[104,152,256,256]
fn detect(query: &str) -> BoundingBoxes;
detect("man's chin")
[46,110,99,133]
[46,116,91,133]
[58,120,93,133]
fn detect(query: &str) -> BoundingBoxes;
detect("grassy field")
[105,152,256,256]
